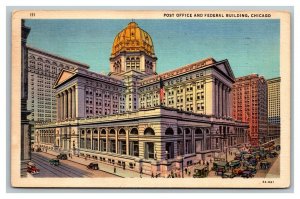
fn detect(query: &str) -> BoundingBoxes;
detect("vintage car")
[234,154,242,161]
[36,147,42,152]
[241,170,254,178]
[57,153,68,160]
[232,167,244,176]
[27,162,40,174]
[242,154,253,161]
[268,151,278,158]
[212,161,228,171]
[193,165,209,178]
[228,160,241,169]
[260,161,271,170]
[215,167,226,176]
[248,158,258,166]
[49,158,60,166]
[222,172,236,178]
[246,166,257,174]
[87,162,99,170]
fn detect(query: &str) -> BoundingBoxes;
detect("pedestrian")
[123,164,125,170]
[151,172,154,178]
[70,153,72,159]
[140,167,143,175]
[188,169,191,176]
[185,168,188,174]
[114,166,116,173]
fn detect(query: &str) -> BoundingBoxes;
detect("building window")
[144,142,154,159]
[129,141,139,156]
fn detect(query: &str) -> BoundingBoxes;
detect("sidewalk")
[266,156,280,178]
[44,150,151,178]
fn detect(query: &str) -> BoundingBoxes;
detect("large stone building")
[232,74,268,146]
[267,77,280,141]
[34,22,248,176]
[27,46,89,122]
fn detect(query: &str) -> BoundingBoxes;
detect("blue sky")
[25,19,280,79]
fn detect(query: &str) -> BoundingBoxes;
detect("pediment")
[53,69,76,88]
[215,61,235,80]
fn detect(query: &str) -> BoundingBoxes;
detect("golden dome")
[111,22,155,56]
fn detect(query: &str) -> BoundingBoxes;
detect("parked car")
[241,170,254,178]
[36,147,42,152]
[229,160,241,169]
[232,167,244,176]
[222,172,236,178]
[234,154,242,161]
[27,162,40,174]
[193,165,209,178]
[260,161,271,170]
[213,161,228,171]
[87,162,99,170]
[246,166,257,174]
[268,151,278,158]
[248,158,258,166]
[242,154,253,161]
[215,167,226,176]
[49,158,60,166]
[57,153,68,160]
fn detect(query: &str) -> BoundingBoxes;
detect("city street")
[29,152,118,178]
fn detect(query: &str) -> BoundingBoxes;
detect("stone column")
[72,86,76,119]
[105,128,109,152]
[84,129,87,149]
[183,129,186,155]
[223,85,226,117]
[57,94,60,121]
[98,128,100,151]
[192,128,195,153]
[115,129,118,153]
[218,83,222,117]
[126,129,129,155]
[64,91,68,120]
[91,129,93,150]
[79,128,81,148]
[60,93,64,120]
[215,81,219,116]
[68,89,72,119]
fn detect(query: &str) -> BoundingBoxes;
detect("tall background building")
[267,77,280,141]
[232,74,268,146]
[27,46,89,122]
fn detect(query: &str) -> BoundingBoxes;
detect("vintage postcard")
[11,10,291,188]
